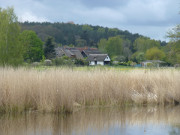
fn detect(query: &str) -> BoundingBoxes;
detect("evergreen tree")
[44,37,55,59]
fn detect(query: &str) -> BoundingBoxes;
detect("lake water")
[0,106,180,135]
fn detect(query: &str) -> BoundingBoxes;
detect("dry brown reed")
[0,67,180,113]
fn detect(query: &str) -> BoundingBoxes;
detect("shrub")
[74,59,88,66]
[44,59,52,66]
[53,56,74,66]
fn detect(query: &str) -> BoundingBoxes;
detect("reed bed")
[0,67,180,113]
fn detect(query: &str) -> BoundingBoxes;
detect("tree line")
[98,36,166,64]
[97,28,180,66]
[0,7,179,66]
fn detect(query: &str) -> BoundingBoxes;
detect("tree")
[123,47,132,61]
[97,27,105,39]
[166,21,180,64]
[145,47,165,60]
[75,39,87,47]
[97,38,107,53]
[166,41,180,65]
[133,37,160,52]
[106,36,123,57]
[122,39,132,60]
[81,25,93,46]
[108,28,119,36]
[131,52,145,63]
[167,24,180,42]
[44,37,56,59]
[114,55,126,62]
[133,37,147,52]
[0,7,23,66]
[19,30,44,62]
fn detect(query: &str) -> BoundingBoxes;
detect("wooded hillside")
[21,22,165,47]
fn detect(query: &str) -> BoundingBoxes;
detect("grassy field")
[0,67,180,113]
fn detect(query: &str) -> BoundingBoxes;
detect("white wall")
[104,56,110,61]
[89,61,95,65]
[89,61,104,66]
[97,61,104,65]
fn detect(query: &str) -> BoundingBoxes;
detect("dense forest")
[20,22,140,47]
[20,22,166,48]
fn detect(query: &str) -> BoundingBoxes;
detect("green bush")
[53,56,74,66]
[74,59,88,66]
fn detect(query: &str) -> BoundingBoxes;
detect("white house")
[87,54,111,66]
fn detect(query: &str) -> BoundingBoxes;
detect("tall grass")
[0,67,180,113]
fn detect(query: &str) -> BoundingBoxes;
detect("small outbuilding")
[141,60,165,67]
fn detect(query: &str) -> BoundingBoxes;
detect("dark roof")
[87,54,109,61]
[55,47,65,57]
[75,47,98,52]
[55,47,83,59]
[82,49,102,56]
[70,49,83,59]
[63,49,75,57]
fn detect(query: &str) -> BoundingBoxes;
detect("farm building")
[141,60,165,67]
[55,47,83,59]
[81,49,102,57]
[55,47,111,66]
[87,54,111,66]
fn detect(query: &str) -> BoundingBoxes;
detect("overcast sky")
[0,0,180,41]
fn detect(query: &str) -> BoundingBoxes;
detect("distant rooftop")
[87,54,108,61]
[142,60,165,63]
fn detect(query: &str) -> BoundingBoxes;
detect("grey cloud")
[0,0,179,41]
[79,0,129,8]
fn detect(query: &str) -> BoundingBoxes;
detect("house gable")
[104,56,110,61]
[81,51,87,57]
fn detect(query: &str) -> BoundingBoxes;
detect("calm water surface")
[0,106,180,135]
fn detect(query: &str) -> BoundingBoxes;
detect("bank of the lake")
[0,67,180,113]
